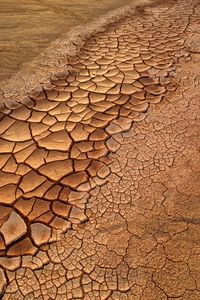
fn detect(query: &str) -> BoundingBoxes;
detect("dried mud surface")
[0,0,200,299]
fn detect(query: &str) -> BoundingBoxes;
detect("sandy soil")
[0,0,132,82]
[0,0,200,299]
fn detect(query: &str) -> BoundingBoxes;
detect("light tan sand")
[0,0,133,82]
[0,0,151,102]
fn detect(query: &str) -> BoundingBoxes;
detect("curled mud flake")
[0,184,17,205]
[30,223,51,246]
[0,212,27,246]
[37,130,72,151]
[144,84,166,95]
[61,171,88,189]
[7,238,37,256]
[0,256,21,271]
[39,160,73,181]
[0,268,6,296]
[1,121,31,142]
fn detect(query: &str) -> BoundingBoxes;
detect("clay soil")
[0,0,200,299]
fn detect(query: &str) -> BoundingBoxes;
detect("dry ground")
[0,0,200,299]
[0,0,132,82]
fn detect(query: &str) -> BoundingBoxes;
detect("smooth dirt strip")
[0,0,151,103]
[0,0,133,83]
[0,0,200,299]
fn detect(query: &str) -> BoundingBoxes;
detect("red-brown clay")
[0,0,200,299]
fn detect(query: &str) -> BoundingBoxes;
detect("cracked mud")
[0,0,200,299]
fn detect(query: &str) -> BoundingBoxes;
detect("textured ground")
[0,0,200,299]
[0,0,132,83]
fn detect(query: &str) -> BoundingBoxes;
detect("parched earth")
[0,0,200,299]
